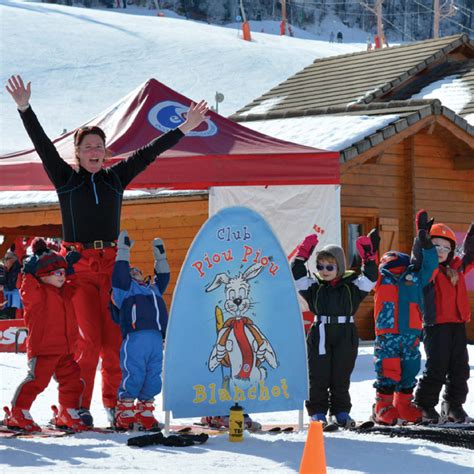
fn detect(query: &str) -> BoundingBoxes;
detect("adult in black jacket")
[6,74,208,426]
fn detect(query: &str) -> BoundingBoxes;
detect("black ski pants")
[305,321,358,416]
[415,323,469,409]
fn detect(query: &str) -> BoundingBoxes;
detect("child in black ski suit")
[291,230,379,426]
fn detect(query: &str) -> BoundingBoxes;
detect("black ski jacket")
[19,107,184,243]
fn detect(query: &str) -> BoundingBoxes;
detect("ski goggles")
[316,264,336,272]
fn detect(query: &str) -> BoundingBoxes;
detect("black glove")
[416,210,434,233]
[23,255,39,275]
[418,229,433,250]
[462,223,474,264]
[127,431,208,448]
[368,228,380,255]
[65,250,81,276]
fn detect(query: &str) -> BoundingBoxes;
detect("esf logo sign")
[147,101,218,137]
[0,327,27,345]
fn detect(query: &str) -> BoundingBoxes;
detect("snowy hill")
[0,0,366,154]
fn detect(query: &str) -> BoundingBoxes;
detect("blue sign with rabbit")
[163,206,308,418]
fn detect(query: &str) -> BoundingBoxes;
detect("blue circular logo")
[147,100,217,137]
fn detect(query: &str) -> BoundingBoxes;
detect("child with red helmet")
[413,211,474,423]
[3,238,87,433]
[372,228,438,426]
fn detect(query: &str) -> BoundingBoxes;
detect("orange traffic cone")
[299,421,327,474]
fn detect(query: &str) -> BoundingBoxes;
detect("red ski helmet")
[430,224,456,249]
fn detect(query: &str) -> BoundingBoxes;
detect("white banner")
[209,185,341,278]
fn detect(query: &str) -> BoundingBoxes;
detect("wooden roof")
[231,34,474,120]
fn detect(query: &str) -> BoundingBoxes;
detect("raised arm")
[291,234,319,306]
[354,228,379,294]
[153,238,170,294]
[112,101,209,188]
[461,223,474,274]
[111,231,133,309]
[6,75,73,187]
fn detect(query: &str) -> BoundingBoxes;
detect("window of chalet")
[341,210,378,271]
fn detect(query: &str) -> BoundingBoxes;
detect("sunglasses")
[50,269,66,277]
[316,264,336,272]
[434,244,451,253]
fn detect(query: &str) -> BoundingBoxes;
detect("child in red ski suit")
[3,238,87,432]
[414,212,474,423]
[372,227,438,425]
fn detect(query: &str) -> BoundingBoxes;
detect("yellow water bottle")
[229,403,244,442]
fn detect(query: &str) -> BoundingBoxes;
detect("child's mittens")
[356,229,379,262]
[116,230,134,261]
[153,238,170,274]
[295,234,319,261]
[462,223,474,260]
[65,250,81,275]
[416,209,434,233]
[418,229,434,249]
[23,255,39,275]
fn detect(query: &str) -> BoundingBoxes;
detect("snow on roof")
[411,75,472,115]
[464,113,474,126]
[0,189,205,210]
[240,114,399,151]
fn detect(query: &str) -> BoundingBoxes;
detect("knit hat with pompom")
[31,237,67,277]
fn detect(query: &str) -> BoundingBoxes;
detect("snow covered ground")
[0,344,473,473]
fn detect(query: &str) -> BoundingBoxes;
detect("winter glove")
[416,209,434,233]
[23,255,39,275]
[295,234,319,262]
[462,223,474,265]
[356,228,379,263]
[153,237,170,274]
[418,229,433,250]
[65,250,81,276]
[116,230,134,262]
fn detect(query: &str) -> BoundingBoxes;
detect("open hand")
[6,75,31,109]
[178,100,209,134]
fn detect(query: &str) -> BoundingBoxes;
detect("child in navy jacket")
[110,231,170,430]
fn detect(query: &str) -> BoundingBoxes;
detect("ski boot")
[393,391,422,423]
[201,415,229,429]
[441,401,470,423]
[310,413,327,425]
[244,414,261,431]
[416,405,441,424]
[51,405,88,431]
[333,412,356,428]
[114,399,136,430]
[77,408,94,427]
[135,400,162,431]
[3,406,41,433]
[372,392,400,425]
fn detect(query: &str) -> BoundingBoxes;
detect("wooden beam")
[436,116,474,148]
[341,116,436,174]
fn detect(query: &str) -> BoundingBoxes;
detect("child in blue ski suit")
[372,228,438,425]
[110,230,170,430]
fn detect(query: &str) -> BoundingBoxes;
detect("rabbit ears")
[205,262,264,292]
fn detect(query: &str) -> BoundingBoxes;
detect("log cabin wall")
[0,195,208,312]
[341,127,474,341]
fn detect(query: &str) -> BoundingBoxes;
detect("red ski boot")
[3,406,41,433]
[135,400,161,431]
[51,405,88,431]
[372,392,400,425]
[394,391,422,423]
[114,399,136,430]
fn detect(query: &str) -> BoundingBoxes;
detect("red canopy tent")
[0,79,339,190]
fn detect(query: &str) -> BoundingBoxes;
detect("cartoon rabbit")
[206,262,278,384]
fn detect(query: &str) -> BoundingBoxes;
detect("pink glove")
[356,236,376,262]
[295,234,319,261]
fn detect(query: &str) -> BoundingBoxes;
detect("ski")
[0,425,72,438]
[322,420,374,433]
[192,422,295,434]
[350,424,474,449]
